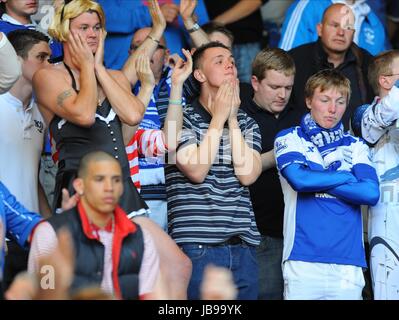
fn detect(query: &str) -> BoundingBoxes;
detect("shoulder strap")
[63,62,78,92]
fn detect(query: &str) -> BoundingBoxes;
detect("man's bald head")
[321,3,355,29]
[317,3,355,55]
[77,151,120,179]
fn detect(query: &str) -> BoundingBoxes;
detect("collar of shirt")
[89,216,114,234]
[192,98,212,124]
[77,201,136,241]
[1,14,36,28]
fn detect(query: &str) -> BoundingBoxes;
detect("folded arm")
[281,163,358,193]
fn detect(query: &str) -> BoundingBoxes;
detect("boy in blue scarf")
[274,69,379,300]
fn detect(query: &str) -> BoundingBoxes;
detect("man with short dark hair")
[28,151,160,300]
[0,28,51,293]
[166,41,262,300]
[1,28,51,218]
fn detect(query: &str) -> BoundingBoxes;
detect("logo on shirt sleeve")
[275,138,288,155]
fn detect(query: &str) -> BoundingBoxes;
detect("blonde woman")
[33,0,147,215]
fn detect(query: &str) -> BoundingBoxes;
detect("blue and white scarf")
[300,113,345,158]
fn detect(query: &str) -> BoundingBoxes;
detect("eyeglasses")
[382,73,399,77]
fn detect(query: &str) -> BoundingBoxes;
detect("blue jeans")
[181,242,259,300]
[232,42,261,83]
[256,235,284,300]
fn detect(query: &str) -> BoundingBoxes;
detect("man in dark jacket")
[288,3,374,130]
[28,151,160,300]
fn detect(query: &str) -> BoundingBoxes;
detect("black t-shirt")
[241,99,301,238]
[204,0,268,44]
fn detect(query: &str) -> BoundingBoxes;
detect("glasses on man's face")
[129,43,166,53]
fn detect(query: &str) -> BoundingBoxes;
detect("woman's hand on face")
[67,31,94,70]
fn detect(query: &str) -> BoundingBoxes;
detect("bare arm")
[176,125,223,183]
[213,0,262,25]
[94,30,144,126]
[122,0,166,85]
[228,118,262,185]
[261,149,276,171]
[163,49,193,152]
[38,182,51,219]
[133,216,192,299]
[176,84,231,183]
[134,53,156,110]
[33,32,97,126]
[180,0,210,48]
[228,80,261,185]
[97,68,144,125]
[122,54,155,145]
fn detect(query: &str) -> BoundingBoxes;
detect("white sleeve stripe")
[280,0,309,50]
[3,200,33,221]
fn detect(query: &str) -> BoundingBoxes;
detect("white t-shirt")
[0,92,45,212]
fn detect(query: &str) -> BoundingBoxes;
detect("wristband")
[169,99,183,105]
[187,23,200,33]
[147,34,160,44]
